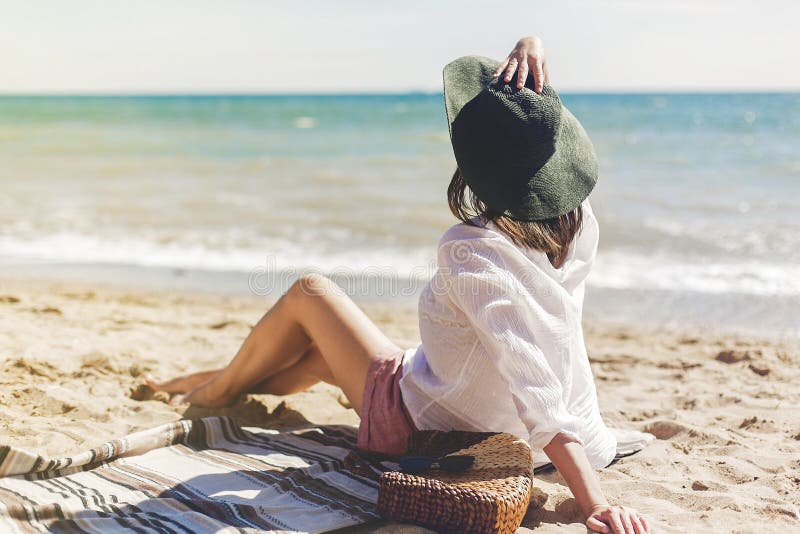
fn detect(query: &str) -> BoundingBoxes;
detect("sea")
[1,93,798,336]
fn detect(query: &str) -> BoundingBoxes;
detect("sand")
[1,276,798,533]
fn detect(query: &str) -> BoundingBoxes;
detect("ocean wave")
[1,233,798,298]
[0,232,436,281]
[598,215,800,262]
[589,251,800,297]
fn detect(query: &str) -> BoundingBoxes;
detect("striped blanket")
[0,417,389,533]
[0,417,654,533]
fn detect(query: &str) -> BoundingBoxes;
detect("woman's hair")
[447,169,584,268]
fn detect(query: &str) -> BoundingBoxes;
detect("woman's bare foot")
[172,376,238,408]
[146,370,222,395]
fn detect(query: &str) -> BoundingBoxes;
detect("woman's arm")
[544,433,650,534]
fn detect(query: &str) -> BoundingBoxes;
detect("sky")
[1,0,799,94]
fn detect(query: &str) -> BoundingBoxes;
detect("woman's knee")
[288,273,343,304]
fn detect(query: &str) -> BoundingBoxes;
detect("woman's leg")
[147,344,329,397]
[178,274,394,414]
[250,343,335,396]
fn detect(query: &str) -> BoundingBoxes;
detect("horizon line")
[1,88,798,97]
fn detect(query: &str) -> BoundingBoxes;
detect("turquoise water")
[1,93,798,334]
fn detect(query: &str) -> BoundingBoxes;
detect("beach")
[1,92,798,531]
[2,0,799,528]
[2,275,798,533]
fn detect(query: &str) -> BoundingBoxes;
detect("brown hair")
[447,169,583,269]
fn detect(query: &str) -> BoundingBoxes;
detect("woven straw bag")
[377,430,534,534]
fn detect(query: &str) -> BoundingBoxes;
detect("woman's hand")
[586,504,651,534]
[542,436,650,533]
[492,35,549,93]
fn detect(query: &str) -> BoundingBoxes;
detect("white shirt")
[400,199,616,469]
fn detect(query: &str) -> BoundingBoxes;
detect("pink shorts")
[357,344,418,456]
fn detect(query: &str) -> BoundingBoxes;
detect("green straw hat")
[443,55,598,221]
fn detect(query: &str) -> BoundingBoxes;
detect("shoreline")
[2,261,797,340]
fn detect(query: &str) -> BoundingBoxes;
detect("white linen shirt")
[399,199,616,469]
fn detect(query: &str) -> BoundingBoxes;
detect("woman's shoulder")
[437,217,502,248]
[435,219,519,274]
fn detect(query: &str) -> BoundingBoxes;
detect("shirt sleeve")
[436,236,584,450]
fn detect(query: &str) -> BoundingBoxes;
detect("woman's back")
[399,199,617,469]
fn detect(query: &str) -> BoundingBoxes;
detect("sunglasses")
[398,454,475,474]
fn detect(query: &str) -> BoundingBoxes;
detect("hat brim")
[443,56,597,221]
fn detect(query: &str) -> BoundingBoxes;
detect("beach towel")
[0,417,654,533]
[0,417,387,533]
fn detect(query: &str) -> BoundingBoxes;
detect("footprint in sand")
[738,416,778,432]
[208,320,251,330]
[0,295,21,304]
[748,363,771,376]
[715,349,754,364]
[644,420,689,440]
[31,306,62,315]
[715,349,771,376]
[62,291,96,301]
[9,358,59,379]
[118,295,156,307]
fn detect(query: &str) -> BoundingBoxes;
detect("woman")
[148,36,651,534]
